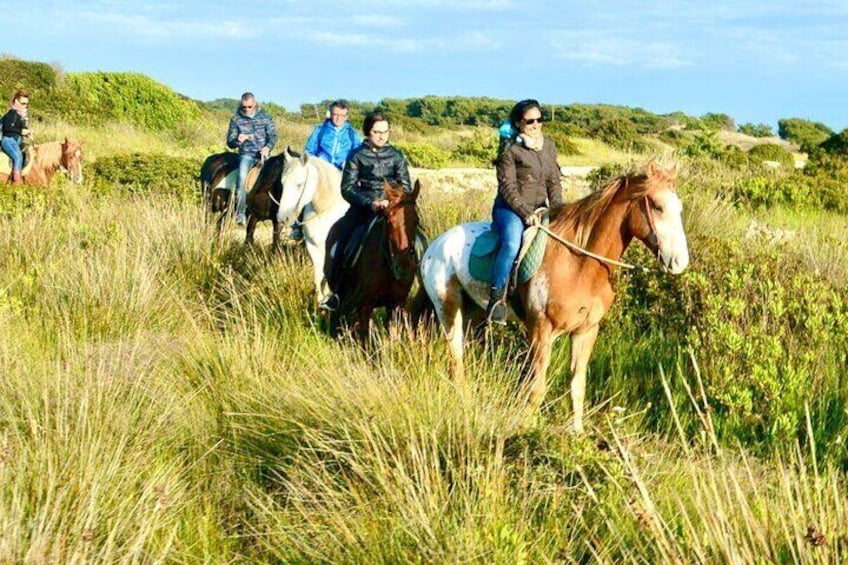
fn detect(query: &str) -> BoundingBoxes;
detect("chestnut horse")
[0,138,84,186]
[419,162,689,432]
[329,179,422,342]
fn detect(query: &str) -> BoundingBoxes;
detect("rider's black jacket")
[340,141,412,213]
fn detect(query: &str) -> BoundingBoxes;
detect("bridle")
[384,199,419,281]
[271,159,311,223]
[537,187,660,273]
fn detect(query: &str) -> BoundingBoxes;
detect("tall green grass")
[0,122,847,560]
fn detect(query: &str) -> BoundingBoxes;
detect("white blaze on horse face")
[277,160,315,225]
[651,190,689,274]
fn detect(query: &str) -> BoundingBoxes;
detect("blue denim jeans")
[1,136,23,172]
[236,153,258,220]
[491,202,525,290]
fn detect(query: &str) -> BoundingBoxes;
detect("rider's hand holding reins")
[525,214,541,227]
[372,199,390,213]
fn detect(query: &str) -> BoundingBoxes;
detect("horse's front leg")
[304,237,329,307]
[568,325,599,434]
[526,317,554,412]
[354,305,372,347]
[271,219,283,252]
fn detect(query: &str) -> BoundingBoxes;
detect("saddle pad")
[343,216,382,269]
[468,214,549,285]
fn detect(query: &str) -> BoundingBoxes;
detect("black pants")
[325,206,372,292]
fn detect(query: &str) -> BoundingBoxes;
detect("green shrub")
[747,143,794,169]
[658,128,688,148]
[615,236,848,447]
[90,153,201,200]
[719,145,749,169]
[778,118,833,152]
[590,118,646,151]
[699,112,736,131]
[737,123,774,137]
[450,131,498,167]
[393,142,450,169]
[684,130,724,159]
[65,72,202,131]
[819,129,848,156]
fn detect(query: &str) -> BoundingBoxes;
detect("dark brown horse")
[330,179,422,342]
[198,151,266,236]
[0,138,84,186]
[199,151,238,223]
[419,162,689,432]
[245,154,286,250]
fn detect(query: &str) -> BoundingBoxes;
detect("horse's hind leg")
[526,317,554,412]
[245,216,258,245]
[568,325,599,434]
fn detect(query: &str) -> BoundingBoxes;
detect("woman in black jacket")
[1,90,30,185]
[320,111,412,312]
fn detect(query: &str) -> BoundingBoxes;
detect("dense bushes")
[747,143,795,169]
[737,122,774,137]
[615,236,848,448]
[91,153,201,200]
[65,73,202,130]
[393,142,451,169]
[778,118,833,152]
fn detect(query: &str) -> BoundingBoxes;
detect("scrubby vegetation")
[2,54,848,561]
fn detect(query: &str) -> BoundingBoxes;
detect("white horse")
[419,162,690,432]
[276,148,349,304]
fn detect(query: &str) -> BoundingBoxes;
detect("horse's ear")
[63,137,69,145]
[285,145,296,161]
[411,179,421,200]
[667,163,678,180]
[647,159,659,177]
[300,152,309,165]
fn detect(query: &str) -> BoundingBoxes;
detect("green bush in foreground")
[394,142,451,169]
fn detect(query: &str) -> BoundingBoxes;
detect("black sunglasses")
[523,117,543,125]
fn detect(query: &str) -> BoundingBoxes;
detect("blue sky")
[5,0,848,131]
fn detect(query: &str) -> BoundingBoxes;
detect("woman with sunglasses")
[1,90,31,185]
[320,111,412,312]
[486,99,563,324]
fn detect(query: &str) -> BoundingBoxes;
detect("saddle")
[468,210,550,287]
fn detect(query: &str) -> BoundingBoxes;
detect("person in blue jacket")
[290,100,363,240]
[304,100,362,170]
[226,92,277,225]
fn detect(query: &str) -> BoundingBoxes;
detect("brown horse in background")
[329,179,422,342]
[0,138,84,186]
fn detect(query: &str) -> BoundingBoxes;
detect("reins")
[537,189,659,273]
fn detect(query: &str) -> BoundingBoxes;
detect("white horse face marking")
[278,158,315,224]
[649,189,689,274]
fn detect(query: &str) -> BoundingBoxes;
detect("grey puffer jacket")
[226,106,277,156]
[341,141,412,213]
[495,136,562,221]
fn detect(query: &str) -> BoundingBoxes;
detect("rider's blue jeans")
[1,136,23,172]
[236,153,257,221]
[491,200,524,291]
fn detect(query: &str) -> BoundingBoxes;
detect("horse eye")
[651,202,663,213]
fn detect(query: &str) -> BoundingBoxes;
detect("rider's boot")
[485,285,508,326]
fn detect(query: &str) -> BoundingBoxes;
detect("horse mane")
[550,171,661,247]
[308,156,343,214]
[34,141,63,167]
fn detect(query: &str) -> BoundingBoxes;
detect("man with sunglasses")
[226,92,277,225]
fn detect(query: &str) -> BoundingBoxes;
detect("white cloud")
[549,32,692,69]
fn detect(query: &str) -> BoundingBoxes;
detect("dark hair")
[241,92,255,101]
[329,100,349,112]
[10,89,29,106]
[363,112,390,136]
[509,99,541,130]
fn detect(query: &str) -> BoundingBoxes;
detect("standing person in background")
[1,90,31,185]
[486,99,562,325]
[288,100,363,240]
[226,92,277,225]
